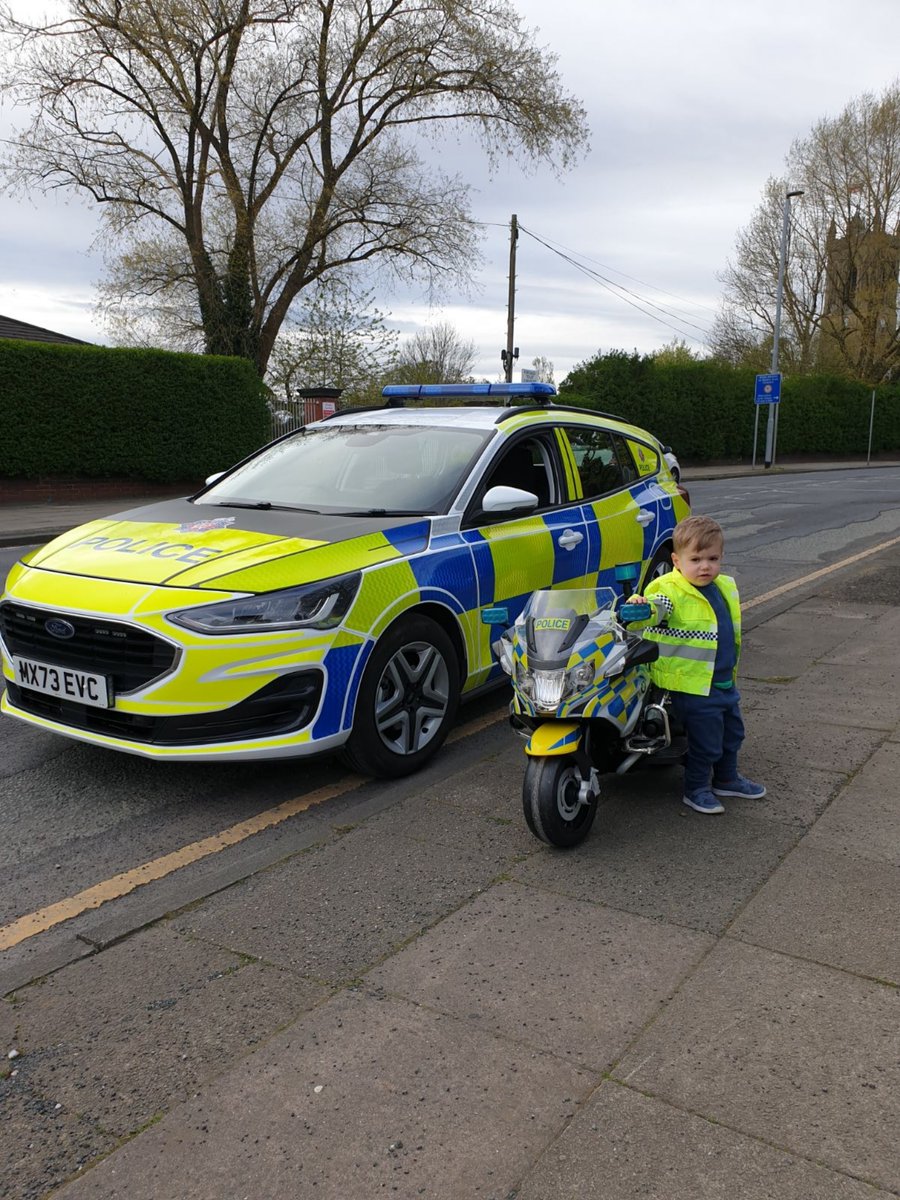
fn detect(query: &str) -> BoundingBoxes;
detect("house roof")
[0,313,91,345]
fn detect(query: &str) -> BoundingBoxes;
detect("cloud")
[3,0,900,379]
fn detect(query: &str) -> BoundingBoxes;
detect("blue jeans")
[670,686,745,796]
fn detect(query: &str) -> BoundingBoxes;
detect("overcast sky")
[2,0,900,382]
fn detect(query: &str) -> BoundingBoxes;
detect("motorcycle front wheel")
[522,755,598,848]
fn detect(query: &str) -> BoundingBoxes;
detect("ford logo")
[45,618,76,640]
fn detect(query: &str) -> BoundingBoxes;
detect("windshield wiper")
[209,501,321,514]
[339,508,434,517]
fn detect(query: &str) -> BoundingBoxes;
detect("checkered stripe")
[647,593,674,617]
[648,626,717,642]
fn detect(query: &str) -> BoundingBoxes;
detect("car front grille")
[5,671,323,746]
[0,602,177,693]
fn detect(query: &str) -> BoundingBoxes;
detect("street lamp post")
[765,188,804,468]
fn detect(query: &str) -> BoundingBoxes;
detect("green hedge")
[0,339,269,483]
[559,352,900,461]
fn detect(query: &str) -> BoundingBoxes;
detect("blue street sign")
[755,373,782,404]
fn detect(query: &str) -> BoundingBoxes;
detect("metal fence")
[266,393,339,442]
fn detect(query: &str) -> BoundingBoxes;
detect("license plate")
[14,656,112,708]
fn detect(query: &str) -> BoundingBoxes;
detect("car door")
[557,423,650,588]
[460,430,590,684]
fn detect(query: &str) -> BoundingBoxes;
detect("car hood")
[22,497,432,592]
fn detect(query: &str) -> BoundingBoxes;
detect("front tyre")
[342,614,460,778]
[522,755,598,848]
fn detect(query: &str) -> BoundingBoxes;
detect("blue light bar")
[382,382,557,399]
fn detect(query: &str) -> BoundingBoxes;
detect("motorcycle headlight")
[565,661,595,693]
[530,668,566,710]
[169,571,361,635]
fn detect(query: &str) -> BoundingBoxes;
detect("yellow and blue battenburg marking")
[0,404,687,761]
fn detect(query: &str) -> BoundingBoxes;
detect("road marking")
[5,531,898,953]
[741,533,900,610]
[0,778,357,951]
[0,706,510,952]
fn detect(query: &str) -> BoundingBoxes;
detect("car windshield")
[201,423,492,515]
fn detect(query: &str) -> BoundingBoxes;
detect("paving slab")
[729,843,900,983]
[171,817,513,983]
[614,940,900,1193]
[361,786,537,861]
[736,708,887,774]
[740,606,859,681]
[52,990,594,1200]
[719,751,847,828]
[7,923,323,1140]
[817,606,900,667]
[1,1085,117,1200]
[370,880,713,1071]
[760,661,898,729]
[509,793,800,935]
[803,741,900,866]
[514,1080,888,1200]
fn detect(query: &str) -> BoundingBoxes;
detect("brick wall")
[0,478,200,505]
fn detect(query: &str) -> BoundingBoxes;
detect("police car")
[0,383,689,777]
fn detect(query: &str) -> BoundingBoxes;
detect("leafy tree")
[651,338,701,367]
[0,0,588,376]
[392,321,476,383]
[713,82,900,383]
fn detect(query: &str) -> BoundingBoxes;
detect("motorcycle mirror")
[614,562,641,584]
[620,602,652,623]
[481,606,510,625]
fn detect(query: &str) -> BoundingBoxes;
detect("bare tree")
[0,0,588,376]
[712,82,900,383]
[267,276,398,404]
[393,321,476,383]
[530,355,555,384]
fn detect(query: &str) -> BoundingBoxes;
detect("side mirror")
[481,485,538,514]
[204,471,226,486]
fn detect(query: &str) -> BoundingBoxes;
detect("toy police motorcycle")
[492,564,685,848]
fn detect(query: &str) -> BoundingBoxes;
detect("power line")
[518,227,721,317]
[517,223,713,347]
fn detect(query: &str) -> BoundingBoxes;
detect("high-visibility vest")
[641,570,742,696]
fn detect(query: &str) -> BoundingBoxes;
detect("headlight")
[169,572,361,635]
[567,661,595,692]
[529,668,566,710]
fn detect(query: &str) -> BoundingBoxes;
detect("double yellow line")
[3,535,898,954]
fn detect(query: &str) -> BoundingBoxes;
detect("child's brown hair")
[672,515,724,555]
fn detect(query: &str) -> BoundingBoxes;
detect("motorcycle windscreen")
[523,587,618,666]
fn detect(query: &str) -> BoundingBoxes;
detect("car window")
[478,435,557,510]
[619,436,659,478]
[201,424,491,514]
[565,426,631,498]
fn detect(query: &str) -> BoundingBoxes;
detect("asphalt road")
[2,466,900,989]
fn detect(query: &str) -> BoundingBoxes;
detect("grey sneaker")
[683,789,725,814]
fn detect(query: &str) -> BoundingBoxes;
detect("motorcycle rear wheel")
[522,755,598,848]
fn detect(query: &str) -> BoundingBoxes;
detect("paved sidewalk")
[2,459,899,548]
[3,546,900,1198]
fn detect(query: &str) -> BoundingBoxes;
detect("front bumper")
[0,571,365,760]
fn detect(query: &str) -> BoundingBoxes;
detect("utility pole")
[501,213,519,382]
[765,189,803,468]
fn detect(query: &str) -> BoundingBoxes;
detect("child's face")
[672,538,723,587]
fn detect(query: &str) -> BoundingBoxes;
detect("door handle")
[636,508,655,527]
[557,529,584,549]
